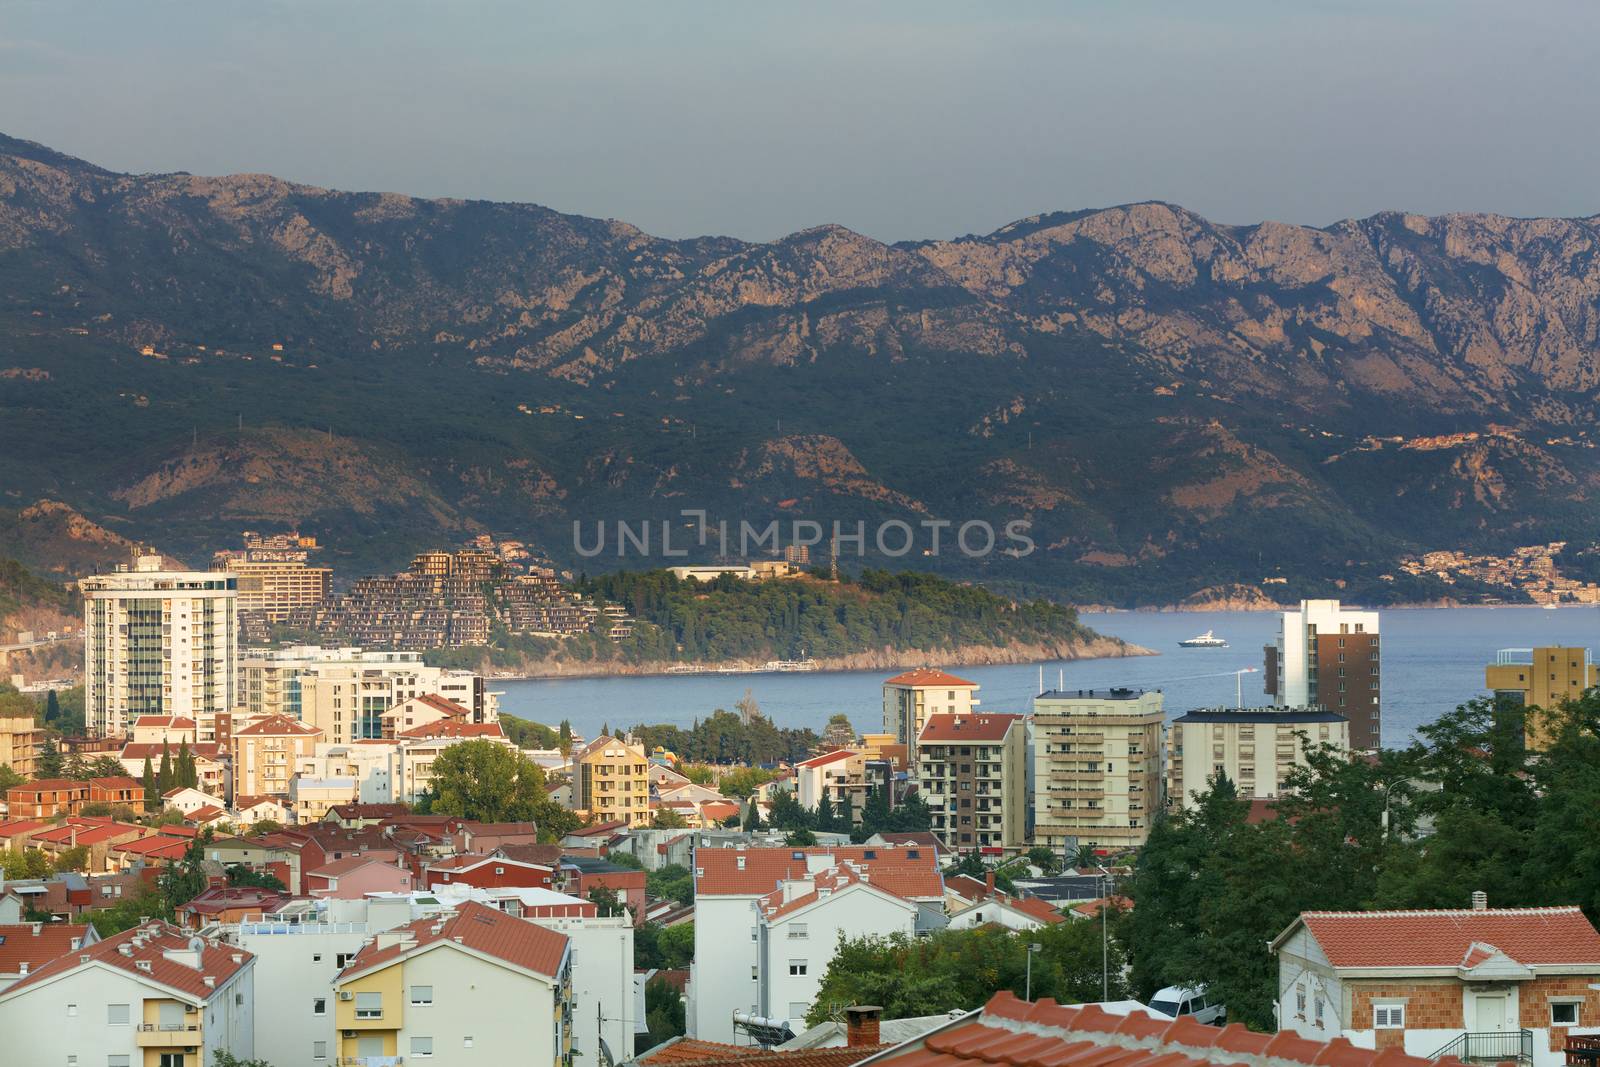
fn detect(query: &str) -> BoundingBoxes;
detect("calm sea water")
[495,606,1600,749]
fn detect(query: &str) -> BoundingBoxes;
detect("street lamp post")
[1025,942,1042,1001]
[1094,864,1111,1001]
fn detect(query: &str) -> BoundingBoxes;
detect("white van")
[1148,985,1225,1026]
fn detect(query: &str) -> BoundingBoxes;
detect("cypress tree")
[157,743,172,796]
[177,740,196,789]
[44,690,60,723]
[141,757,157,811]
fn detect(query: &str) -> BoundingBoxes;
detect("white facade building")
[689,846,944,1042]
[81,557,238,738]
[222,910,371,1067]
[1167,707,1349,809]
[0,921,256,1067]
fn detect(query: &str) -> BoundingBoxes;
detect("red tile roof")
[398,720,506,739]
[185,805,228,824]
[696,846,944,898]
[133,716,197,729]
[1288,906,1600,969]
[700,801,741,822]
[796,749,857,769]
[180,886,291,915]
[0,921,253,1003]
[7,779,87,795]
[641,1038,888,1067]
[405,693,471,717]
[309,856,409,880]
[917,713,1021,744]
[235,714,322,737]
[338,899,568,982]
[233,795,282,811]
[326,803,411,820]
[0,923,94,976]
[30,821,146,846]
[884,667,977,688]
[0,820,52,838]
[89,776,146,791]
[758,863,927,920]
[872,992,1469,1067]
[1068,896,1131,920]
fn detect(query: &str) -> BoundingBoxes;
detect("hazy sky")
[3,1,1597,243]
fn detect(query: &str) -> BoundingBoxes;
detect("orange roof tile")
[872,993,1470,1067]
[121,742,227,762]
[796,749,857,769]
[0,923,94,976]
[234,714,322,737]
[338,899,568,982]
[918,713,1021,744]
[884,667,977,688]
[0,921,252,1002]
[398,720,506,739]
[697,846,943,898]
[1291,906,1600,969]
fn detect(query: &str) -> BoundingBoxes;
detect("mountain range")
[2,132,1599,605]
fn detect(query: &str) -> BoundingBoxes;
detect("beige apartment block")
[1031,687,1164,855]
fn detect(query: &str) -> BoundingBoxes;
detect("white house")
[756,864,921,1027]
[231,794,290,826]
[0,920,255,1066]
[1273,901,1600,1067]
[162,786,227,817]
[689,845,944,1042]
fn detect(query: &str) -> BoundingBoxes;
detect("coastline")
[487,635,1154,682]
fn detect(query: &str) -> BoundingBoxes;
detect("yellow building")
[333,900,571,1067]
[0,714,44,778]
[573,734,651,826]
[1032,687,1165,854]
[1486,646,1598,749]
[221,558,331,622]
[230,713,324,798]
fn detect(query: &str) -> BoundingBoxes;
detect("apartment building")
[689,845,944,1042]
[1167,707,1349,809]
[295,659,497,747]
[6,777,152,819]
[231,714,325,799]
[573,735,651,828]
[80,556,238,738]
[882,668,979,761]
[755,862,927,1027]
[1031,688,1164,855]
[1486,646,1599,749]
[332,900,572,1067]
[792,734,905,814]
[221,557,331,623]
[1264,599,1382,750]
[917,713,1026,854]
[1274,900,1600,1067]
[0,922,100,991]
[0,714,44,778]
[0,920,256,1067]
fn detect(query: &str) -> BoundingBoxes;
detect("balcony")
[136,1022,202,1047]
[1428,1030,1531,1066]
[340,1059,404,1067]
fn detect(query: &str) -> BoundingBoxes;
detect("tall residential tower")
[80,555,238,738]
[1263,599,1381,750]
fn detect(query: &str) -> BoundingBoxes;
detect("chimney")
[1472,890,1488,911]
[985,872,995,897]
[17,962,26,976]
[846,1005,882,1048]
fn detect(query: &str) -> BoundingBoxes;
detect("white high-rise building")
[1263,599,1382,750]
[81,556,238,738]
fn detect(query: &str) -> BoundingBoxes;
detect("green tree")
[36,739,63,779]
[588,884,630,919]
[647,864,694,907]
[428,740,578,839]
[785,827,817,847]
[141,757,158,811]
[0,848,51,879]
[642,975,687,1052]
[52,845,90,872]
[742,798,763,831]
[157,743,173,795]
[88,887,172,936]
[158,831,213,911]
[226,865,287,891]
[651,807,689,829]
[0,764,24,791]
[44,689,60,724]
[212,1052,276,1067]
[558,719,574,759]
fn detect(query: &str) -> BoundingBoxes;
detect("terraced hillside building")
[80,556,238,738]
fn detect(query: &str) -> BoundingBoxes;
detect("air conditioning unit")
[344,1031,356,1038]
[338,992,354,1001]
[185,1005,198,1014]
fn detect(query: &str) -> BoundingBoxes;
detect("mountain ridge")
[2,134,1598,605]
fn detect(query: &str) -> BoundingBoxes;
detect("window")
[1374,1005,1405,1029]
[313,1042,327,1060]
[335,953,354,968]
[108,1058,131,1067]
[1315,997,1324,1028]
[411,1037,434,1058]
[158,1055,184,1067]
[750,966,758,980]
[312,953,322,963]
[464,1037,474,1049]
[313,997,326,1016]
[789,924,808,940]
[67,1004,77,1017]
[1295,986,1306,1017]
[411,985,434,1005]
[355,992,383,1019]
[1552,1001,1581,1027]
[789,960,808,976]
[107,1003,130,1025]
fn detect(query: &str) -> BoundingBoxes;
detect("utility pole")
[1025,942,1042,1001]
